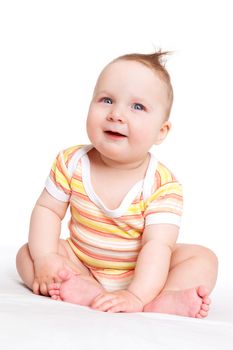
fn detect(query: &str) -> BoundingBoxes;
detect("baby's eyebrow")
[131,96,147,103]
[94,90,112,97]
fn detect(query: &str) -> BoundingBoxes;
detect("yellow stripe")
[54,167,70,191]
[71,178,86,194]
[127,205,142,215]
[157,163,173,185]
[63,145,83,162]
[145,182,182,206]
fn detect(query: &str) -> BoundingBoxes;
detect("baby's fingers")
[41,277,58,296]
[91,293,115,309]
[39,282,49,296]
[92,295,123,312]
[32,280,40,295]
[33,277,55,296]
[107,303,126,313]
[100,299,124,312]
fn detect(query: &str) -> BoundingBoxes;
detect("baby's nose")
[107,109,126,123]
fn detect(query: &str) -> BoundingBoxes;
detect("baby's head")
[87,51,174,164]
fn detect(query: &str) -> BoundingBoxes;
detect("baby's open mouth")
[104,130,127,137]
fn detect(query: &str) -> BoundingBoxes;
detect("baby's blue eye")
[102,97,112,104]
[132,103,144,111]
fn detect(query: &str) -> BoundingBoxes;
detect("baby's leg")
[144,244,218,318]
[16,240,103,305]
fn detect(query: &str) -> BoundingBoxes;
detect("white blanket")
[1,247,233,350]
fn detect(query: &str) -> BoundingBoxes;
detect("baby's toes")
[49,289,60,297]
[48,282,60,291]
[203,296,211,305]
[51,295,62,301]
[48,282,61,297]
[201,303,209,312]
[199,309,208,318]
[196,309,208,318]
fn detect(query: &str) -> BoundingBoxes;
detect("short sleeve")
[45,149,73,202]
[144,181,183,228]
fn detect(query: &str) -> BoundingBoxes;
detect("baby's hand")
[33,253,75,296]
[90,290,144,313]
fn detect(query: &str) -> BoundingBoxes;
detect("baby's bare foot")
[48,268,104,306]
[143,286,211,318]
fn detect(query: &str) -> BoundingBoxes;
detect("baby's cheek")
[133,126,154,144]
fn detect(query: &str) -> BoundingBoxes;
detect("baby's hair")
[112,51,173,119]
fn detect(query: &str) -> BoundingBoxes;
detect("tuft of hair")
[113,50,174,119]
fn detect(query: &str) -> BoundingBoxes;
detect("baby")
[16,51,218,318]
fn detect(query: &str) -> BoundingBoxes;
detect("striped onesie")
[45,145,183,291]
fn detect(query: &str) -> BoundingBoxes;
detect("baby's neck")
[93,149,150,171]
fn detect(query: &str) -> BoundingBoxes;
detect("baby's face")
[86,59,171,164]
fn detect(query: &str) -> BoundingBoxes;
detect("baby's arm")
[28,188,69,295]
[127,224,179,305]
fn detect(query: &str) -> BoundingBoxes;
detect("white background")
[0,1,232,285]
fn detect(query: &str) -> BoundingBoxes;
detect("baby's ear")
[155,121,171,145]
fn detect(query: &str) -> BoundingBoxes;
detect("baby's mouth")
[104,130,127,137]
